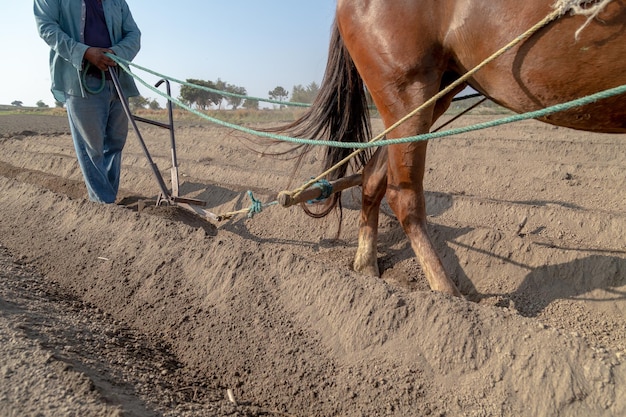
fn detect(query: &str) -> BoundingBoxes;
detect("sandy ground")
[0,110,624,417]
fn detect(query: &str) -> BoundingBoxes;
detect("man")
[34,0,141,203]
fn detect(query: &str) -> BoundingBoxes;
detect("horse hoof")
[353,262,380,277]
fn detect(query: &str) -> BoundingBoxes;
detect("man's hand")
[84,47,116,71]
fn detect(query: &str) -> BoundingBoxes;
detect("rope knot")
[246,190,263,218]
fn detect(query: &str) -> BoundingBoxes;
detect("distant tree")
[178,81,199,108]
[242,98,259,110]
[291,85,306,103]
[129,95,149,111]
[36,100,49,108]
[148,99,161,110]
[225,84,247,109]
[268,86,289,108]
[291,81,319,104]
[11,100,23,107]
[214,79,228,109]
[179,79,222,110]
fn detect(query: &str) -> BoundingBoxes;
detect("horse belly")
[456,2,626,133]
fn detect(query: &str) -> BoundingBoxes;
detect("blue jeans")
[66,76,128,204]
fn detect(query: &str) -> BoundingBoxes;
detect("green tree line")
[9,80,320,111]
[179,79,320,110]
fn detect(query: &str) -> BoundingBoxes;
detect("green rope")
[246,190,263,218]
[108,52,626,150]
[106,55,625,222]
[217,191,277,220]
[82,62,106,95]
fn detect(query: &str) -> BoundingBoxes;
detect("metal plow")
[110,69,220,221]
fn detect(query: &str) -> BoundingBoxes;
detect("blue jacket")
[34,0,141,102]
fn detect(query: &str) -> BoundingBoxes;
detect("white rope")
[553,0,616,38]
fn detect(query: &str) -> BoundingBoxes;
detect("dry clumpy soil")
[0,112,625,417]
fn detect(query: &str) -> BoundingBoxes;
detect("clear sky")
[1,1,336,107]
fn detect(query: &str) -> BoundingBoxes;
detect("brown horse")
[275,0,626,297]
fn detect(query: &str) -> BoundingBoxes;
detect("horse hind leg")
[352,81,464,295]
[379,77,462,296]
[385,137,462,297]
[353,147,387,277]
[355,137,461,297]
[352,84,465,295]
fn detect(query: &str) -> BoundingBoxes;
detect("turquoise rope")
[107,53,626,149]
[246,190,262,218]
[82,62,106,95]
[246,191,278,218]
[306,179,333,204]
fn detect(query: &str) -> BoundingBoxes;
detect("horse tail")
[269,20,372,218]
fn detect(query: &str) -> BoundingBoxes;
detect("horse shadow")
[206,185,626,318]
[368,191,626,316]
[430,226,626,313]
[495,253,626,317]
[424,191,626,313]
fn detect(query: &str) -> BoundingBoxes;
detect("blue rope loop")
[247,190,263,218]
[306,178,334,204]
[82,62,106,95]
